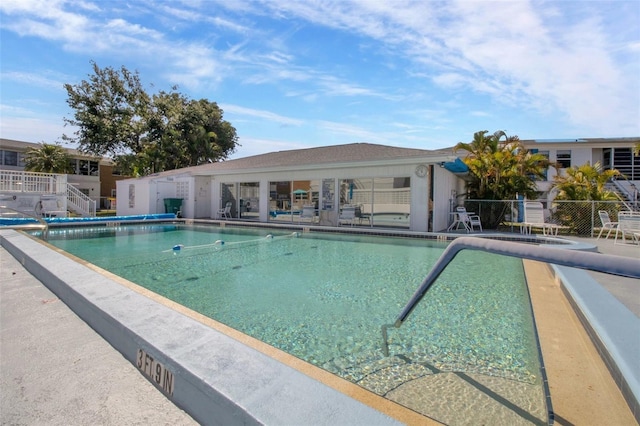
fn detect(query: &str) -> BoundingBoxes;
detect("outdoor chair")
[522,202,559,236]
[614,211,640,245]
[217,201,232,219]
[597,210,618,239]
[338,205,356,226]
[354,205,370,225]
[454,206,482,232]
[298,205,317,223]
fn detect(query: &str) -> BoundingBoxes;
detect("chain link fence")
[457,199,639,236]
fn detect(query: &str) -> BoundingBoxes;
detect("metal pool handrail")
[0,205,49,239]
[395,236,639,328]
[382,236,640,356]
[380,236,639,425]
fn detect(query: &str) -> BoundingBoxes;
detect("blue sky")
[1,0,639,160]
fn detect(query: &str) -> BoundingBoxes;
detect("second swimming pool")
[43,224,548,425]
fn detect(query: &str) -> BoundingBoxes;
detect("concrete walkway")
[0,248,197,425]
[568,236,640,316]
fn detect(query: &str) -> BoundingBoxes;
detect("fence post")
[591,201,595,238]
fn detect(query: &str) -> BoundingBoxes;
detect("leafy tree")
[24,143,73,174]
[63,61,150,157]
[63,62,239,176]
[454,130,551,227]
[551,162,620,234]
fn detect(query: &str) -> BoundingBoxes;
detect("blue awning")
[443,158,469,173]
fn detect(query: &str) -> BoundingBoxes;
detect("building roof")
[149,142,456,178]
[215,142,451,169]
[520,137,639,145]
[0,138,104,161]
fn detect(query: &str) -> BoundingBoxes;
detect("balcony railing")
[0,169,95,217]
[0,170,67,194]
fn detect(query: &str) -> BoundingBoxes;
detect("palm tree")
[24,143,73,173]
[551,162,620,234]
[552,162,620,201]
[454,130,551,228]
[454,130,549,200]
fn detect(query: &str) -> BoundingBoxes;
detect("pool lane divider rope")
[163,232,300,253]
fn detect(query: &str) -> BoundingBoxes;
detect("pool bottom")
[83,249,548,426]
[3,228,635,425]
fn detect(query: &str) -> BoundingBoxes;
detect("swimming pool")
[42,224,549,424]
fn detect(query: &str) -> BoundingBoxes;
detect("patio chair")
[217,201,232,219]
[522,202,559,235]
[614,211,640,245]
[298,205,316,223]
[354,205,370,225]
[596,210,618,239]
[454,206,482,232]
[338,205,356,226]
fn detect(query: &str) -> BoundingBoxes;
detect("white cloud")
[0,72,65,91]
[0,114,70,144]
[220,104,304,127]
[256,0,639,134]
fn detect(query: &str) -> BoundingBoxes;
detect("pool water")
[44,224,548,424]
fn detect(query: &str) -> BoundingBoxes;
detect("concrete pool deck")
[1,229,638,425]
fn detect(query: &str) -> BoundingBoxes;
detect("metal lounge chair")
[614,211,640,245]
[597,210,618,239]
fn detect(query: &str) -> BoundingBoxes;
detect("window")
[556,150,571,168]
[79,160,99,176]
[2,150,18,166]
[537,150,549,180]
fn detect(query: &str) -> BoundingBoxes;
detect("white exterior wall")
[209,162,452,232]
[116,179,152,216]
[116,158,459,232]
[194,177,212,219]
[432,166,459,232]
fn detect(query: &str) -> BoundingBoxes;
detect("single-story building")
[115,137,640,232]
[116,143,464,232]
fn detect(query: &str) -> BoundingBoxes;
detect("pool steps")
[388,236,640,424]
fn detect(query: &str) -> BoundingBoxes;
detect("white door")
[194,177,211,218]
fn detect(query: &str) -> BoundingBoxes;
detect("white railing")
[0,169,96,217]
[66,184,96,217]
[0,170,67,194]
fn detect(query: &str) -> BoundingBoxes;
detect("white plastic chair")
[455,206,482,232]
[298,205,316,223]
[522,202,558,235]
[217,201,232,219]
[596,210,618,239]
